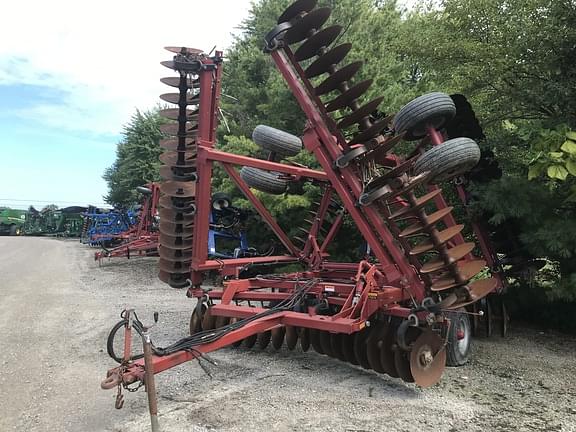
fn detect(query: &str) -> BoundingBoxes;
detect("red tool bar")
[271,49,424,292]
[222,163,299,256]
[194,255,298,271]
[204,148,328,181]
[191,56,223,273]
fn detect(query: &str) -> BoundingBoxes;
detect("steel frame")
[102,34,505,395]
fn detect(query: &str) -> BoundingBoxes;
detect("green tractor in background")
[0,207,27,236]
[24,205,86,237]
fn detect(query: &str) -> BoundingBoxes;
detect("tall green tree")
[103,109,167,207]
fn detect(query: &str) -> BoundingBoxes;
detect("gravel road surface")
[0,237,574,432]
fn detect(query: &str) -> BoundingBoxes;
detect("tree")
[103,109,168,207]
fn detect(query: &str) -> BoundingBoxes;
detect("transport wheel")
[393,92,456,141]
[445,308,472,366]
[413,137,481,184]
[189,303,207,335]
[106,320,144,364]
[9,225,20,236]
[240,167,288,195]
[252,124,303,157]
[353,327,372,370]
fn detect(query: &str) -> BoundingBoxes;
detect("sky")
[0,0,252,210]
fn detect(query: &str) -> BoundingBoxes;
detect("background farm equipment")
[81,207,136,246]
[102,0,516,414]
[0,207,26,236]
[24,205,86,237]
[94,184,160,261]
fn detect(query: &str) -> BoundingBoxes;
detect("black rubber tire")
[252,125,302,157]
[240,167,288,195]
[393,92,456,140]
[413,137,481,183]
[9,225,20,236]
[211,192,232,211]
[445,309,472,367]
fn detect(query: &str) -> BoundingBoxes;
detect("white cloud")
[0,0,252,135]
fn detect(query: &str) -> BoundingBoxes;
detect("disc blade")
[164,46,203,55]
[399,207,454,238]
[448,277,498,309]
[284,7,332,45]
[341,333,358,365]
[257,331,271,349]
[319,331,334,357]
[159,138,197,151]
[158,258,191,274]
[299,328,310,352]
[159,108,199,121]
[310,329,324,354]
[409,329,446,388]
[380,321,399,377]
[366,321,387,373]
[305,43,352,78]
[337,96,384,129]
[330,333,346,361]
[389,189,443,219]
[159,250,193,263]
[285,326,299,350]
[159,122,198,136]
[294,25,342,61]
[420,242,476,274]
[159,165,197,182]
[353,327,372,370]
[159,151,197,168]
[160,180,196,198]
[325,79,373,112]
[158,196,196,212]
[271,327,285,350]
[409,224,465,256]
[159,207,196,221]
[315,61,363,96]
[159,93,200,105]
[349,115,392,144]
[158,270,190,288]
[277,0,318,24]
[160,77,200,89]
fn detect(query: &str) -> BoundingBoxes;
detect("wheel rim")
[456,316,471,356]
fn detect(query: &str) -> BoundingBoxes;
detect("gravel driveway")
[0,237,574,432]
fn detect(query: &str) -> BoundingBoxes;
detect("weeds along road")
[0,237,575,432]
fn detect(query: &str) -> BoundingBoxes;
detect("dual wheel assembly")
[240,125,304,195]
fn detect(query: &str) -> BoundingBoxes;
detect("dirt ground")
[0,237,575,432]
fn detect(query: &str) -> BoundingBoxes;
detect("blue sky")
[0,0,251,210]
